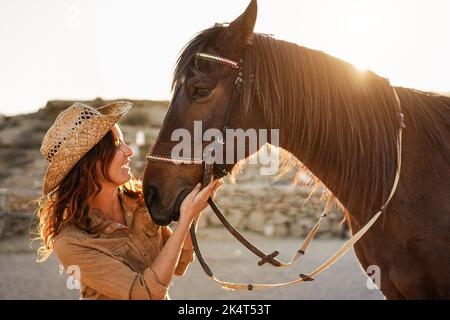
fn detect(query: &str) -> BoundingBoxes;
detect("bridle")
[146,52,404,291]
[147,52,242,180]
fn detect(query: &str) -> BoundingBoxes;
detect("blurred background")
[0,0,448,300]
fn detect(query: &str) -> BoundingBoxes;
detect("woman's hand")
[179,179,222,224]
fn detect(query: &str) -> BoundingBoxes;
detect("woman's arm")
[161,225,194,276]
[181,180,222,250]
[181,218,197,250]
[150,180,220,286]
[149,218,191,285]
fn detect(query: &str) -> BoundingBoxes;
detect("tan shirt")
[53,191,195,300]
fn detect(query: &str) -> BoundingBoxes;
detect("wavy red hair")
[35,127,143,262]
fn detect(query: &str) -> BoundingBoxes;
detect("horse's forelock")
[172,26,226,92]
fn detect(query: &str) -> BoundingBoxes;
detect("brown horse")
[143,0,450,299]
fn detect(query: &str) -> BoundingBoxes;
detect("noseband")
[146,52,404,291]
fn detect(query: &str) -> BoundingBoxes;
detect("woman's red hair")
[35,128,143,262]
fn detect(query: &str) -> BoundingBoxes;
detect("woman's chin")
[116,173,132,186]
[124,172,132,181]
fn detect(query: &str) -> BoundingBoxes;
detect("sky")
[0,0,449,116]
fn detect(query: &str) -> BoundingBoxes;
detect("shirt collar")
[86,191,139,233]
[118,189,140,214]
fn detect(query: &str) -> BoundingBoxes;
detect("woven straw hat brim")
[43,101,132,194]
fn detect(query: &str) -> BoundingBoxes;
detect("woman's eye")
[192,87,211,100]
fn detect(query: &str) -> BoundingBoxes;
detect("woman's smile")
[122,160,130,169]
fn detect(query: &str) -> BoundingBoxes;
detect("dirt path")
[0,229,383,300]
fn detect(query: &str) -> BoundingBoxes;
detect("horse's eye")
[192,87,211,101]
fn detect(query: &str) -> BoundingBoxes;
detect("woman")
[36,101,221,300]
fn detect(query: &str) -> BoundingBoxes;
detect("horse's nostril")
[145,187,155,209]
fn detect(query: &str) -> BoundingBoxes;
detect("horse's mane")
[173,26,450,215]
[394,87,450,165]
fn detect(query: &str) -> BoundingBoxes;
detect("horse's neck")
[251,40,401,223]
[285,142,368,217]
[278,113,390,225]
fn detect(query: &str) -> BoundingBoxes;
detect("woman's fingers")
[180,183,200,210]
[185,179,222,208]
[211,180,223,199]
[194,179,216,202]
[184,183,201,203]
[194,180,221,207]
[179,180,224,223]
[213,180,223,192]
[187,179,223,202]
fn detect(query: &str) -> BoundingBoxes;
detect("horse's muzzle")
[144,185,190,226]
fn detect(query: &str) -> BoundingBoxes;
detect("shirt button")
[127,211,132,217]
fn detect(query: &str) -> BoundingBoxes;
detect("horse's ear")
[215,0,257,54]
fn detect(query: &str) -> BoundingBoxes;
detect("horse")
[143,0,450,299]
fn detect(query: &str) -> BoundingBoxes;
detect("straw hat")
[40,101,132,194]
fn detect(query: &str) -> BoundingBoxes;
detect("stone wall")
[195,166,348,239]
[0,177,349,240]
[0,189,39,239]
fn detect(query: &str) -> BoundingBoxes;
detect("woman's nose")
[125,144,134,157]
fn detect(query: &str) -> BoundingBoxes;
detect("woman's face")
[104,125,134,186]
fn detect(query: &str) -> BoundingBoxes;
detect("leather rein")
[146,52,404,291]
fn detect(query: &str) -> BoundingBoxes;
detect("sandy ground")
[0,228,383,300]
